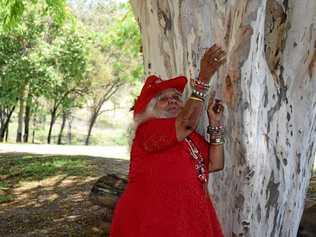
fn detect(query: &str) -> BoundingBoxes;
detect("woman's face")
[154,88,184,118]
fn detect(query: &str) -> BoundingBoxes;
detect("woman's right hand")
[198,44,226,82]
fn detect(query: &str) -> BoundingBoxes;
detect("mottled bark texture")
[131,0,316,236]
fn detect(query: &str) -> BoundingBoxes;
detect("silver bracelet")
[210,137,225,145]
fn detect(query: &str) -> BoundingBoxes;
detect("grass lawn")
[0,152,129,237]
[0,153,92,204]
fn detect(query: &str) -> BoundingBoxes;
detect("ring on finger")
[217,106,224,112]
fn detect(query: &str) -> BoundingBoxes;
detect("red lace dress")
[109,118,223,237]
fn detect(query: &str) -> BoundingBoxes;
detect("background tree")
[0,1,89,144]
[12,9,47,143]
[70,1,143,145]
[0,33,27,142]
[43,28,88,144]
[130,0,316,236]
[1,0,143,146]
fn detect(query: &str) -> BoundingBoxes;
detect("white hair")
[133,97,158,128]
[127,97,158,148]
[128,88,183,148]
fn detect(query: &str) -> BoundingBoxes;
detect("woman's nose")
[168,97,177,103]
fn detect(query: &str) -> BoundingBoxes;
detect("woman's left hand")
[207,97,225,126]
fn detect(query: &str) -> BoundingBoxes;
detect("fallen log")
[89,173,128,209]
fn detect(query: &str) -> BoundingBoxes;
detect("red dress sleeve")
[137,118,179,153]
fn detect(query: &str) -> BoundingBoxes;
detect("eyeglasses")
[157,93,183,103]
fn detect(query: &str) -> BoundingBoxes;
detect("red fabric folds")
[109,118,223,237]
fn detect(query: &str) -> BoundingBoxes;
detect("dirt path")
[0,144,129,160]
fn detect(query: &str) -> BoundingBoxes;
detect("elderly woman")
[110,44,226,237]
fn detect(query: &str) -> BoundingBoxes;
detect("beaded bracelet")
[207,125,225,144]
[209,133,224,139]
[190,78,210,90]
[190,79,209,94]
[207,125,224,134]
[210,137,225,145]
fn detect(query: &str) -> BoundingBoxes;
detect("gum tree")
[130,0,316,236]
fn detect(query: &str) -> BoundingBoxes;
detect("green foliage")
[0,3,89,136]
[0,0,67,31]
[0,34,23,106]
[41,23,89,113]
[100,3,143,84]
[76,1,143,89]
[0,0,144,144]
[70,1,143,145]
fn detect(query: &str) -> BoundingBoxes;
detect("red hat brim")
[133,75,187,117]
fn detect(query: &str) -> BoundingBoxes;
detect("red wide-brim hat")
[132,75,187,117]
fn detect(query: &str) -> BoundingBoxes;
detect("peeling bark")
[131,0,316,236]
[264,0,287,78]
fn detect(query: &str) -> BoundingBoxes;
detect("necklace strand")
[184,137,207,183]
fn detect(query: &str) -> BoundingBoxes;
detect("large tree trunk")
[131,0,316,236]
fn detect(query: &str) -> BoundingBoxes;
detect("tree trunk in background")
[57,111,67,145]
[0,106,16,142]
[47,108,57,144]
[131,0,316,236]
[32,130,35,144]
[23,94,32,143]
[85,111,98,145]
[32,115,36,144]
[5,124,9,142]
[67,115,72,144]
[16,94,25,143]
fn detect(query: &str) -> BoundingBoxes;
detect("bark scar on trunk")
[266,65,288,134]
[265,171,280,220]
[222,2,253,108]
[308,40,316,78]
[264,0,288,82]
[157,2,172,35]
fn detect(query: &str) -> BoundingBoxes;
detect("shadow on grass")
[0,152,129,237]
[0,153,92,180]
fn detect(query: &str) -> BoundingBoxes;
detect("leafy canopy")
[0,0,67,30]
